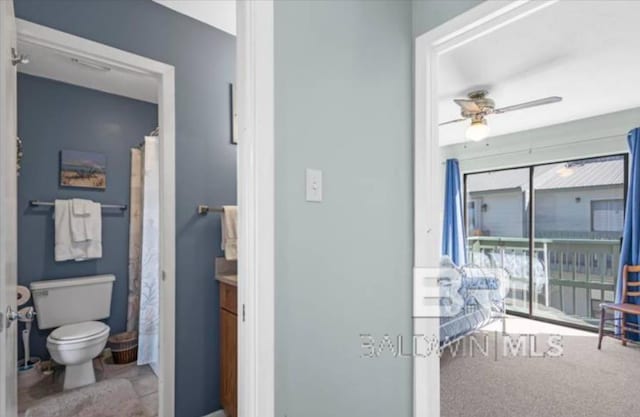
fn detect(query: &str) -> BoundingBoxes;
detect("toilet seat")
[48,321,109,345]
[46,321,111,390]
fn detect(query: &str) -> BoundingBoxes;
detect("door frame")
[9,4,280,416]
[413,1,559,416]
[236,1,275,417]
[0,1,18,415]
[12,19,177,417]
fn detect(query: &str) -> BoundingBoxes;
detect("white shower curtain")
[138,136,160,374]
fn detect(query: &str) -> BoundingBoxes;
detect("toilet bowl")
[47,321,110,390]
[31,274,115,390]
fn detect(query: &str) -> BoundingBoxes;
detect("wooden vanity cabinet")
[219,280,237,417]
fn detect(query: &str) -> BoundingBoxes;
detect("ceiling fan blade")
[494,96,562,114]
[454,99,481,113]
[439,118,468,126]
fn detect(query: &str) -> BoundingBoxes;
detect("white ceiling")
[17,0,237,102]
[438,1,640,146]
[153,0,236,36]
[18,40,159,103]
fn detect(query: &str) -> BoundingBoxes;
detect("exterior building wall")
[470,185,623,239]
[469,190,525,238]
[535,186,623,237]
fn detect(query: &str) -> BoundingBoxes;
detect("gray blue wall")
[274,1,482,416]
[274,1,413,416]
[15,1,236,416]
[17,73,158,360]
[412,0,483,36]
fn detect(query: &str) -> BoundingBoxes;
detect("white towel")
[55,199,102,262]
[72,198,90,216]
[221,205,237,260]
[70,199,101,242]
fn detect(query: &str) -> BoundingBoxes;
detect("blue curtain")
[615,128,640,340]
[442,159,467,266]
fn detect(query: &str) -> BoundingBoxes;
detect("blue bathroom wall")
[14,2,237,416]
[17,73,158,360]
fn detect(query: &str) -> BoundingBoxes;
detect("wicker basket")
[108,331,138,364]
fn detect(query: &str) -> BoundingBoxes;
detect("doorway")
[2,1,276,417]
[415,1,640,417]
[3,16,176,417]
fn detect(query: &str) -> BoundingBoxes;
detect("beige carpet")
[442,318,640,417]
[24,379,148,417]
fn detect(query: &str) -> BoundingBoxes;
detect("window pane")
[466,167,531,315]
[592,199,624,232]
[533,155,625,329]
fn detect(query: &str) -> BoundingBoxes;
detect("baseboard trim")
[201,410,225,417]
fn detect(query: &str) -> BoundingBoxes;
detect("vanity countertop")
[216,274,237,287]
[215,257,237,287]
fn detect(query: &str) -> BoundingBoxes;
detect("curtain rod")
[443,133,626,165]
[136,127,160,148]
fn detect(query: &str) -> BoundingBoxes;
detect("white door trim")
[236,1,275,417]
[13,19,176,417]
[0,1,18,415]
[413,1,558,416]
[8,6,277,417]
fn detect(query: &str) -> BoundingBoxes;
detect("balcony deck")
[468,235,620,329]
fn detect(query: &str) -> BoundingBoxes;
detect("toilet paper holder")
[6,307,36,323]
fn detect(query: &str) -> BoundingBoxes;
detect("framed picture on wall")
[60,150,107,189]
[230,83,238,144]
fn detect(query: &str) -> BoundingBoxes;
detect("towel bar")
[197,205,224,215]
[29,200,127,211]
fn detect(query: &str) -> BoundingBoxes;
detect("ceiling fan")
[440,90,562,141]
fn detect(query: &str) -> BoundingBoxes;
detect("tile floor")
[18,359,158,417]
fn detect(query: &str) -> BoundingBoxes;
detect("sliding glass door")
[465,155,627,329]
[532,156,626,327]
[465,167,531,315]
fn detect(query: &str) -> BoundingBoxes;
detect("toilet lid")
[49,321,109,341]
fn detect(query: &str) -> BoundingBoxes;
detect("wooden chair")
[598,264,640,349]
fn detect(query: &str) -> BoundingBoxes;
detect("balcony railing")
[467,236,620,328]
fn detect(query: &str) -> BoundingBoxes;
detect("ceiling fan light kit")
[441,90,563,142]
[466,117,490,141]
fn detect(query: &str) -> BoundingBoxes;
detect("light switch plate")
[306,168,323,202]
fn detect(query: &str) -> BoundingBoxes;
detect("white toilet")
[31,274,115,390]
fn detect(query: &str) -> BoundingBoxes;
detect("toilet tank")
[30,274,115,329]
